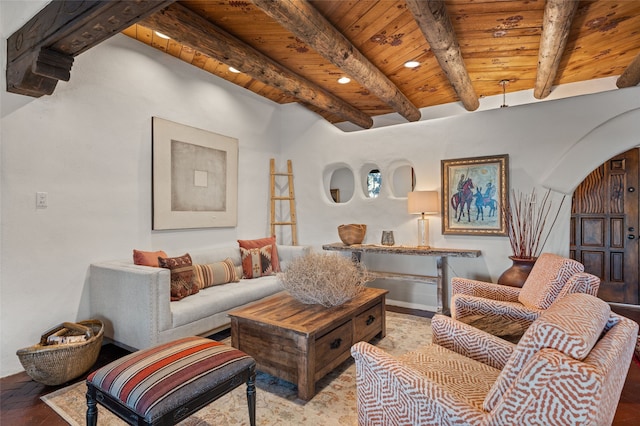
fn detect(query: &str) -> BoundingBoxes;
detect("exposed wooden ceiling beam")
[405,0,479,111]
[617,52,640,88]
[6,0,174,98]
[534,0,579,99]
[251,0,421,123]
[139,3,372,129]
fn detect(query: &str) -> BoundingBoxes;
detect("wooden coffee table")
[228,287,387,400]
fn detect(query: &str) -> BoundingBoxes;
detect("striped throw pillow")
[193,258,239,289]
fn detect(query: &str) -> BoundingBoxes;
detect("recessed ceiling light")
[337,76,351,84]
[229,67,241,74]
[154,31,170,40]
[404,60,420,68]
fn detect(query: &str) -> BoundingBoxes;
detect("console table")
[322,243,481,314]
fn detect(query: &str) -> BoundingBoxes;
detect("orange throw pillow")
[238,236,280,272]
[133,249,168,267]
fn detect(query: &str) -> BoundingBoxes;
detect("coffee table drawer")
[354,303,383,342]
[315,321,353,370]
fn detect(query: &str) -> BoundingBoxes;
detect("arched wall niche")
[324,163,355,203]
[389,161,416,198]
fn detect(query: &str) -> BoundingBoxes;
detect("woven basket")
[16,319,103,386]
[338,224,367,245]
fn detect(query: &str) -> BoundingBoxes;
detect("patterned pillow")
[158,253,199,301]
[238,237,281,272]
[133,249,168,267]
[483,293,610,411]
[193,258,239,289]
[240,245,273,279]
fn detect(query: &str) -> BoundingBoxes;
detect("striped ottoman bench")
[86,336,256,425]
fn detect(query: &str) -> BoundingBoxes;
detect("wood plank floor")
[1,306,638,425]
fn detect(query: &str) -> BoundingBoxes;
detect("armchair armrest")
[451,294,543,324]
[431,315,516,369]
[351,342,485,425]
[452,277,521,302]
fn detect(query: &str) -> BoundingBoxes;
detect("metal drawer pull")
[330,338,342,349]
[366,315,376,325]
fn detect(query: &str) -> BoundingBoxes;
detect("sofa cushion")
[193,258,239,289]
[170,275,283,328]
[240,245,273,279]
[133,249,167,267]
[159,253,199,301]
[238,237,280,272]
[484,293,610,411]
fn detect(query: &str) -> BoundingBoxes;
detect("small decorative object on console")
[337,223,366,245]
[381,230,395,246]
[278,252,371,307]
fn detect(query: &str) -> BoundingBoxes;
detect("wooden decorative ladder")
[270,159,298,245]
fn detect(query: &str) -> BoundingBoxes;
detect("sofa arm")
[89,262,171,350]
[452,277,521,302]
[277,244,311,271]
[351,342,485,425]
[431,315,516,370]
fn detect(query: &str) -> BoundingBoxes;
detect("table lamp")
[407,190,439,247]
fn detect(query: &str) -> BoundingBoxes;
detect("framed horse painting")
[441,154,509,235]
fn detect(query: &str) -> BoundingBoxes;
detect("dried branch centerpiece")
[278,252,372,307]
[498,188,566,287]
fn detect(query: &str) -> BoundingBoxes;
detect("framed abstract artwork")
[152,117,238,230]
[441,154,508,235]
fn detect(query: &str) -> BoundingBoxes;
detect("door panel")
[570,148,639,304]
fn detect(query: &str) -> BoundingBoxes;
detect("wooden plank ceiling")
[7,1,640,129]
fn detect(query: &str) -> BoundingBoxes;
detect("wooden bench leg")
[247,368,256,426]
[86,384,98,426]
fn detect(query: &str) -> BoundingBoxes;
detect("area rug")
[42,311,431,425]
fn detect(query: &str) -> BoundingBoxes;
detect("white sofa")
[89,244,310,351]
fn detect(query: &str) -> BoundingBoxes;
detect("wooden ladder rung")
[270,158,298,246]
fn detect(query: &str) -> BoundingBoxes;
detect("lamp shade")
[407,191,439,215]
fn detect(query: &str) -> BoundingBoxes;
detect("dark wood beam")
[617,52,640,88]
[6,0,175,98]
[251,0,420,123]
[534,0,579,99]
[405,0,479,111]
[139,3,373,129]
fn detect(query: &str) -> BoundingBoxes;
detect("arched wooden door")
[570,148,639,304]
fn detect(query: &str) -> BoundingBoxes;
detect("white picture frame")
[152,117,238,230]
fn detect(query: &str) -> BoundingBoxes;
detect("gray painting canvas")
[170,140,227,212]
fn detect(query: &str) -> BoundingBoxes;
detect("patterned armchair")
[351,293,638,426]
[450,253,598,337]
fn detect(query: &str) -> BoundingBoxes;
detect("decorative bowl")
[338,224,366,245]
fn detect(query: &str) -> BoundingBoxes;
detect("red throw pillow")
[158,253,199,301]
[240,245,274,279]
[238,236,280,272]
[133,249,168,267]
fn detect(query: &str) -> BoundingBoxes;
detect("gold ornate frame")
[441,154,509,235]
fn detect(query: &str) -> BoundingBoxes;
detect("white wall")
[276,89,640,310]
[1,1,283,376]
[2,1,640,377]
